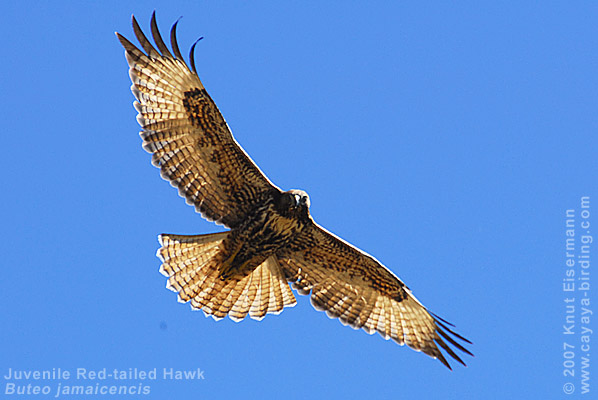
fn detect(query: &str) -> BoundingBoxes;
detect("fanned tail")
[158,233,297,321]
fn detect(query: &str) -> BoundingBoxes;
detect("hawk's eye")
[293,194,301,206]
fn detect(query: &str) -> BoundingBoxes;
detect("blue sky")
[1,1,597,399]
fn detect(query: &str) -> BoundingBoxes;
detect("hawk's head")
[276,189,310,219]
[289,189,310,208]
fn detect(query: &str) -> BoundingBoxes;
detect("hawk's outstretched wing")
[278,223,472,369]
[116,13,279,228]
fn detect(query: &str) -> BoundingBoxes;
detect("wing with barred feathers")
[278,223,473,369]
[116,13,279,228]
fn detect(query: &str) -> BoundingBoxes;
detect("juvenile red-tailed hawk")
[117,13,472,369]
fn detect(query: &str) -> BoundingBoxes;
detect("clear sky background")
[1,1,597,399]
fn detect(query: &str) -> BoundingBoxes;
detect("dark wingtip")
[115,31,137,53]
[439,327,474,357]
[115,32,128,48]
[430,311,456,327]
[170,17,184,61]
[435,317,473,345]
[131,14,140,31]
[436,336,466,368]
[150,11,173,58]
[189,37,204,75]
[131,14,159,57]
[435,350,452,370]
[427,310,473,369]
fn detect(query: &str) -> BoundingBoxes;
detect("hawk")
[117,13,472,369]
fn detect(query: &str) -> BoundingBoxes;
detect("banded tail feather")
[158,233,297,321]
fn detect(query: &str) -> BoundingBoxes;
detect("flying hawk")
[117,13,472,369]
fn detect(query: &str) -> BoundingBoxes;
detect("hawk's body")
[117,13,472,369]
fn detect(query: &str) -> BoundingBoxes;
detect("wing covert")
[117,13,279,228]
